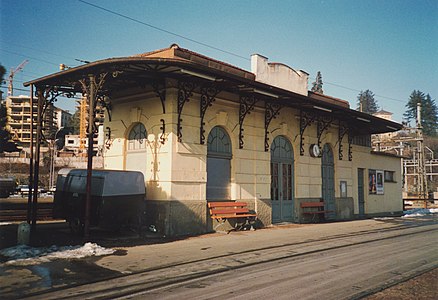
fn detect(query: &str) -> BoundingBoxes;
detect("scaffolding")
[372,102,435,199]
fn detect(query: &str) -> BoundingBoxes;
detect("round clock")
[309,144,321,157]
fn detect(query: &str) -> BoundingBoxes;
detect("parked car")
[16,185,30,196]
[16,185,47,196]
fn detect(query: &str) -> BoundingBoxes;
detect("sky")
[1,0,437,122]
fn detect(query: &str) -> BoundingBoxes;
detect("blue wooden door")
[207,127,232,200]
[271,136,294,223]
[321,144,336,219]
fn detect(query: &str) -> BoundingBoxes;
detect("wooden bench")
[300,201,333,222]
[208,202,257,233]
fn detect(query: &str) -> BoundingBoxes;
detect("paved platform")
[1,215,436,299]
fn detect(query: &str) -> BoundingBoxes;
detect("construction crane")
[8,60,29,96]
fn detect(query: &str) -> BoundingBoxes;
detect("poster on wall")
[369,169,376,194]
[376,170,384,194]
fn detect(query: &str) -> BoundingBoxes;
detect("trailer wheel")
[69,218,84,235]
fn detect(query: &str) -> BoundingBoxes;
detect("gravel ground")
[365,268,437,300]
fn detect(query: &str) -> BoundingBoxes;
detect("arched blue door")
[271,136,294,223]
[207,127,232,200]
[321,144,336,219]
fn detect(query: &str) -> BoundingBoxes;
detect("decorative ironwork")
[200,85,221,144]
[79,72,108,136]
[264,102,282,151]
[159,119,166,144]
[105,126,113,149]
[36,86,73,143]
[177,81,195,142]
[152,81,166,114]
[299,110,317,155]
[338,121,349,160]
[239,95,259,149]
[348,132,353,161]
[316,115,334,149]
[97,95,112,122]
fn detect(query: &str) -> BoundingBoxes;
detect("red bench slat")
[208,202,248,208]
[300,202,325,208]
[210,208,250,214]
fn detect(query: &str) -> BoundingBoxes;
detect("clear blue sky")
[1,0,437,122]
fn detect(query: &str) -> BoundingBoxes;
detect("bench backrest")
[208,202,250,215]
[300,202,324,208]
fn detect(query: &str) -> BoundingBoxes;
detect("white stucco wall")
[251,54,309,96]
[103,81,403,231]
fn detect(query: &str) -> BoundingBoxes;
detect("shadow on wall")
[145,181,207,237]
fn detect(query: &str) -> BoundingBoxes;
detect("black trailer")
[53,168,146,234]
[0,177,16,198]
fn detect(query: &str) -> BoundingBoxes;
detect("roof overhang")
[24,56,403,135]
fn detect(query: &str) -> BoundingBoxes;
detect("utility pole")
[416,102,428,202]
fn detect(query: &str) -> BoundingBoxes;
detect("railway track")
[18,221,438,300]
[0,202,54,222]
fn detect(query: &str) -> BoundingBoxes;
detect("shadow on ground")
[0,221,202,251]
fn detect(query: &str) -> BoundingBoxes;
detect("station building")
[25,44,404,236]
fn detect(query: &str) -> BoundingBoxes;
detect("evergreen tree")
[356,90,379,114]
[0,64,5,86]
[311,71,323,94]
[404,90,438,136]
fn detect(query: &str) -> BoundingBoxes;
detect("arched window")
[128,123,147,150]
[207,126,232,158]
[207,127,232,200]
[125,123,147,176]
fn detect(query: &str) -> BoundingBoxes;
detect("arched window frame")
[207,126,232,159]
[127,123,147,151]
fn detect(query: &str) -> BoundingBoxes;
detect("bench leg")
[213,218,227,232]
[229,218,256,233]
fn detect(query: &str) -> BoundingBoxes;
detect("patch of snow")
[0,242,115,266]
[0,222,13,226]
[402,208,438,218]
[373,217,395,220]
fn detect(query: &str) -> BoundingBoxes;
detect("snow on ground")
[373,208,438,221]
[402,208,438,218]
[0,242,115,266]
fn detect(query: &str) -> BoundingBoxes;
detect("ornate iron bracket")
[239,95,259,149]
[200,85,221,144]
[105,126,113,149]
[177,81,195,142]
[338,121,349,160]
[316,116,334,149]
[299,110,317,155]
[96,95,112,122]
[348,132,353,161]
[79,73,108,135]
[152,81,166,114]
[264,102,282,151]
[159,119,166,144]
[36,86,76,143]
